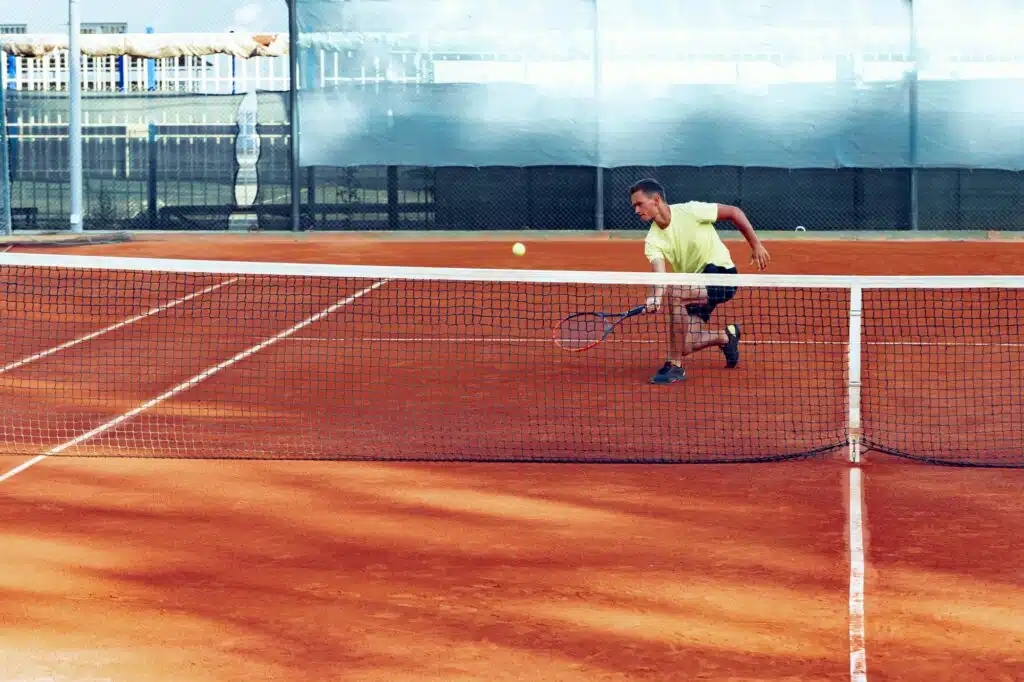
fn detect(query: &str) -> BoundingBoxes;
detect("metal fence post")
[592,0,604,232]
[306,166,316,229]
[0,81,10,236]
[387,166,399,231]
[908,0,919,231]
[69,0,84,233]
[147,123,158,227]
[289,0,302,233]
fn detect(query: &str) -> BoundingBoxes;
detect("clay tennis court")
[2,235,1022,681]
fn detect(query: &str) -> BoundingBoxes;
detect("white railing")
[1,52,290,94]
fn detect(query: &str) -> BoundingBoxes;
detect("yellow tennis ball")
[512,242,526,256]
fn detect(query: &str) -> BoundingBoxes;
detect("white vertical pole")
[289,0,301,232]
[68,0,84,232]
[908,0,919,231]
[0,78,10,236]
[592,0,604,232]
[848,285,864,463]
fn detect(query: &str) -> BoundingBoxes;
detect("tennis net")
[0,253,1021,466]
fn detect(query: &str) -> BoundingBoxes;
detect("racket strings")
[555,314,611,351]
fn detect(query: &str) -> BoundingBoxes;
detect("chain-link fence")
[248,162,1024,232]
[4,0,1024,233]
[4,91,244,230]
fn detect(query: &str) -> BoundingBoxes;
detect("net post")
[848,284,863,463]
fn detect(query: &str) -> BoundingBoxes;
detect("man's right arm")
[647,257,667,312]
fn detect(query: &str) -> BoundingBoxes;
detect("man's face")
[631,190,660,222]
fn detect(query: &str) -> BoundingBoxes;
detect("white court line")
[0,279,388,484]
[284,336,1024,348]
[0,455,48,484]
[0,277,240,376]
[849,467,868,682]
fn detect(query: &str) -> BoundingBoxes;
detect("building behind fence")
[3,25,1024,232]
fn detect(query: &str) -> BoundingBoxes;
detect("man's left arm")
[717,204,770,271]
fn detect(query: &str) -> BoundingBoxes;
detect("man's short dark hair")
[629,178,665,201]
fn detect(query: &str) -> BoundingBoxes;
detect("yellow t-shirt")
[643,201,735,274]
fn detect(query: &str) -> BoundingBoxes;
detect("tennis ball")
[512,242,526,256]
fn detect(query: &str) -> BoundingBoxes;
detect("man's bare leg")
[681,317,729,356]
[651,286,740,382]
[666,286,723,362]
[668,287,741,368]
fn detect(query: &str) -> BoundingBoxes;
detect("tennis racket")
[553,304,648,352]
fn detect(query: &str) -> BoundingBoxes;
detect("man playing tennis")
[630,178,771,385]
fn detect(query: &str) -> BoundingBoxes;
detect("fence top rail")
[2,253,1024,289]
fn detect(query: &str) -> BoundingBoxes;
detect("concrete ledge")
[0,231,133,247]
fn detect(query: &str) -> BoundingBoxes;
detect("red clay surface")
[6,236,1023,463]
[3,458,851,682]
[2,235,1023,681]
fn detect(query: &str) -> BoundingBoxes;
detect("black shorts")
[685,263,738,323]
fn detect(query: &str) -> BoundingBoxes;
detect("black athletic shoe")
[650,361,686,384]
[722,324,741,368]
